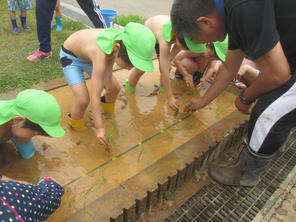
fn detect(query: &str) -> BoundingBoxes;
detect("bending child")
[0,89,65,159]
[60,22,156,145]
[125,15,184,111]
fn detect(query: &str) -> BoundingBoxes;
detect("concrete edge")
[252,130,296,222]
[64,112,248,221]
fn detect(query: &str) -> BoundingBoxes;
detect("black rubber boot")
[208,143,274,187]
[192,71,203,85]
[174,69,184,79]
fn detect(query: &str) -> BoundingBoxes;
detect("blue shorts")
[59,46,93,86]
[7,0,32,11]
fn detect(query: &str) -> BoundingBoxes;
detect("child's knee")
[76,97,90,109]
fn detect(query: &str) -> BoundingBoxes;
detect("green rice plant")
[113,14,146,27]
[163,191,173,200]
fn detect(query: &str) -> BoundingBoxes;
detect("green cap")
[0,89,65,138]
[162,21,173,42]
[184,37,207,53]
[213,35,228,61]
[96,22,156,72]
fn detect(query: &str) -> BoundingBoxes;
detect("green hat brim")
[41,124,65,138]
[126,47,154,72]
[184,37,207,53]
[213,36,228,61]
[0,90,65,139]
[162,21,173,42]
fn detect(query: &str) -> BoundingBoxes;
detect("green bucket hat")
[96,22,156,72]
[0,89,65,138]
[162,21,174,42]
[184,37,207,53]
[213,35,228,61]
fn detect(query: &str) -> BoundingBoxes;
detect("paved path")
[62,0,174,27]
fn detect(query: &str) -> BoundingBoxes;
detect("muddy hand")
[96,127,108,146]
[184,75,195,88]
[168,96,179,112]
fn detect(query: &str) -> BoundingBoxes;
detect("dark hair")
[22,119,49,136]
[170,0,215,38]
[178,38,189,50]
[118,40,133,66]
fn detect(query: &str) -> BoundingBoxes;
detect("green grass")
[113,14,146,27]
[0,1,85,94]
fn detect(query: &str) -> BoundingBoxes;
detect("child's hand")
[168,96,179,111]
[96,127,108,146]
[184,75,195,88]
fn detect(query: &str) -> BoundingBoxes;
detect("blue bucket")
[101,9,118,28]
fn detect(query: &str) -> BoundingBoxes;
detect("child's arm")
[197,60,223,88]
[159,40,179,111]
[173,50,195,88]
[90,59,109,145]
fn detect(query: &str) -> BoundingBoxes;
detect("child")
[60,22,156,145]
[0,176,64,221]
[174,36,228,88]
[125,15,181,111]
[0,89,65,159]
[7,0,32,34]
[51,0,63,32]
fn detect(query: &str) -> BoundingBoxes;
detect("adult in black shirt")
[171,0,296,187]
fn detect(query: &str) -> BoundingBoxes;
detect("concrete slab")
[62,0,174,18]
[0,61,247,221]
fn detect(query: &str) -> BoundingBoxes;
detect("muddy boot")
[192,71,203,85]
[67,114,86,131]
[100,96,115,114]
[174,70,183,79]
[209,144,274,187]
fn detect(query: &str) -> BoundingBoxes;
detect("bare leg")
[128,68,145,87]
[70,83,90,119]
[9,11,16,19]
[55,0,62,16]
[104,75,121,103]
[20,11,26,17]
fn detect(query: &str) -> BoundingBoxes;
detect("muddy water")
[0,62,239,221]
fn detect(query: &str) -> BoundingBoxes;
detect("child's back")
[63,28,105,62]
[145,15,171,44]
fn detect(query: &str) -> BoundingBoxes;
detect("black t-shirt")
[225,0,296,71]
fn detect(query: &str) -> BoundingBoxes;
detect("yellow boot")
[67,114,86,131]
[100,96,115,114]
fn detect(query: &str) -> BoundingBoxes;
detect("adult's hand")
[235,96,252,114]
[184,98,205,113]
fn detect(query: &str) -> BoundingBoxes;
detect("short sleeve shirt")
[224,0,296,71]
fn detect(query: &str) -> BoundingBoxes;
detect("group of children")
[1,7,261,220]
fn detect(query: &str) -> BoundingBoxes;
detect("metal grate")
[166,142,296,222]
